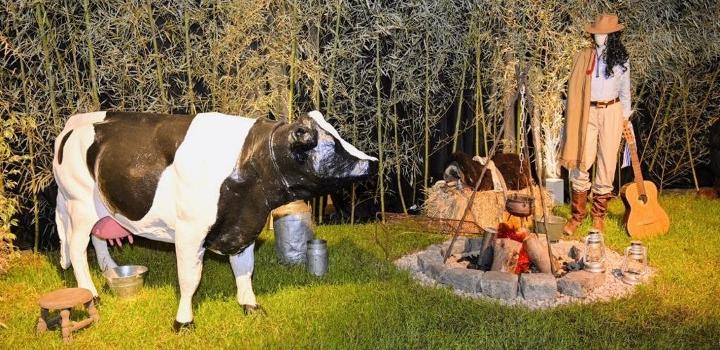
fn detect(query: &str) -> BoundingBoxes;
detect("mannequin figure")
[560,14,631,234]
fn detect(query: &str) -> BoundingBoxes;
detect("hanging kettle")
[505,193,535,218]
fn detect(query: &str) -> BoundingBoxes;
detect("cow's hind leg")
[55,193,72,269]
[67,201,101,297]
[229,243,262,314]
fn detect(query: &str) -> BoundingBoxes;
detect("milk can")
[306,239,328,276]
[273,201,314,265]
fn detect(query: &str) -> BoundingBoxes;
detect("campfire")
[394,220,654,307]
[393,146,653,306]
[457,221,548,274]
[446,219,569,276]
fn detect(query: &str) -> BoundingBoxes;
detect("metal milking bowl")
[103,265,148,298]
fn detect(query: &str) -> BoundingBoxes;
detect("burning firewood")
[523,236,552,273]
[491,238,522,273]
[484,221,557,274]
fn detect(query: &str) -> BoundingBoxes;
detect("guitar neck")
[627,136,647,197]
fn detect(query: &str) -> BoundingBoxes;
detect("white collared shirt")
[591,45,632,119]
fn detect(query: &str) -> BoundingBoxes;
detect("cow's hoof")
[172,320,195,333]
[243,304,266,316]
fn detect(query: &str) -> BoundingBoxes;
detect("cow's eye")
[294,128,306,138]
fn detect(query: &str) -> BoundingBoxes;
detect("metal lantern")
[621,241,648,285]
[583,229,607,273]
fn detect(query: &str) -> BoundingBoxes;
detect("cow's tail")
[55,194,71,269]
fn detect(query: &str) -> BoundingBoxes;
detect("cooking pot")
[505,194,534,218]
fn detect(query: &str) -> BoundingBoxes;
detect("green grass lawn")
[1,194,719,349]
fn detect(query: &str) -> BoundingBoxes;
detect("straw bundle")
[423,181,552,229]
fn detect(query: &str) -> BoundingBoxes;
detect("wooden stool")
[37,288,99,343]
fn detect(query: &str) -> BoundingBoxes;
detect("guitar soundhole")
[638,194,648,204]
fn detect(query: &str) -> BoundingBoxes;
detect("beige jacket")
[560,47,595,170]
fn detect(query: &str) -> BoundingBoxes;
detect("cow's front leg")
[229,243,262,314]
[173,226,206,332]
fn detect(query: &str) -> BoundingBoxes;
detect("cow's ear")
[289,117,318,158]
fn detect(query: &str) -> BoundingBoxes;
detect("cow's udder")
[91,216,133,240]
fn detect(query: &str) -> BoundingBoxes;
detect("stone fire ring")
[394,237,655,309]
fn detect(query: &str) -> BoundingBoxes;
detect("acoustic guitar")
[620,124,670,239]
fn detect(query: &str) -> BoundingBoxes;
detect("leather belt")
[590,97,620,108]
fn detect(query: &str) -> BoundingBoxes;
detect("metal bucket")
[306,239,328,277]
[534,215,567,242]
[103,265,148,298]
[274,212,314,265]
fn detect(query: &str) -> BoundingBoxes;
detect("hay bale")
[423,180,552,229]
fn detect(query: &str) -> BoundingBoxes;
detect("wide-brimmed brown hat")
[585,14,624,34]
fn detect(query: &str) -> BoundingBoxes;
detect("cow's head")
[272,111,377,199]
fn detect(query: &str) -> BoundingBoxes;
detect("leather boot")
[563,190,589,235]
[591,193,613,232]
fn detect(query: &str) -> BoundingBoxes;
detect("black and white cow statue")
[53,110,377,330]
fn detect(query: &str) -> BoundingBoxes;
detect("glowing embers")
[465,218,551,275]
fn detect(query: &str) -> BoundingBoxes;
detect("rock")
[465,238,484,252]
[458,250,483,259]
[569,245,582,260]
[427,262,449,280]
[557,271,606,298]
[478,232,495,270]
[440,237,467,257]
[439,267,484,292]
[480,271,518,300]
[563,261,583,272]
[417,250,443,272]
[520,273,557,300]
